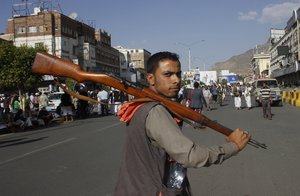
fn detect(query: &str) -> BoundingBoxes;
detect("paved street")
[1,97,300,196]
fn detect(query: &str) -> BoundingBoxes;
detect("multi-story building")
[114,46,151,84]
[93,29,120,75]
[269,9,300,86]
[114,46,132,80]
[6,8,94,69]
[251,53,271,80]
[269,29,286,75]
[4,7,120,76]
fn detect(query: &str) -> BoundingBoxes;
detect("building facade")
[93,29,120,75]
[5,7,120,76]
[114,46,151,84]
[251,53,271,80]
[269,9,300,86]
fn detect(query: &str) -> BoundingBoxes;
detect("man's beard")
[157,92,179,102]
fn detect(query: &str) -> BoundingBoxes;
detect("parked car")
[253,78,282,107]
[47,92,65,111]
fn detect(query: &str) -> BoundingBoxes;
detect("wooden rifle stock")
[32,52,266,149]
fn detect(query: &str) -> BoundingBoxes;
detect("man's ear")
[146,73,155,86]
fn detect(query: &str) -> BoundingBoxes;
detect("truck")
[253,78,282,107]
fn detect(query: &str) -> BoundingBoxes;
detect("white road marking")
[0,137,76,166]
[92,122,122,133]
[0,122,123,166]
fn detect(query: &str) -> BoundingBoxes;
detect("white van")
[253,78,282,106]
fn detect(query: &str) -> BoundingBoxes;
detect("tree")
[0,42,46,93]
[0,42,47,111]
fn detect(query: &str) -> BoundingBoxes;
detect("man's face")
[147,59,181,98]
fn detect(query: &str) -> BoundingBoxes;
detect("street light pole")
[176,40,205,71]
[188,48,191,71]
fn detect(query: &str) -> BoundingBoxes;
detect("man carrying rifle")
[114,52,251,196]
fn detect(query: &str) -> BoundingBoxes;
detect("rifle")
[32,52,266,149]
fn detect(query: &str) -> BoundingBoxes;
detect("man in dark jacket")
[189,81,207,113]
[114,52,251,196]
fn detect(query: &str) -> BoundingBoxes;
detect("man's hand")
[226,128,251,151]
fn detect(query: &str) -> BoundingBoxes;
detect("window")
[39,26,44,32]
[17,26,26,33]
[28,26,37,33]
[35,42,43,48]
[73,45,77,55]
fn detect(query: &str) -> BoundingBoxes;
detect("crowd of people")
[177,80,277,124]
[178,81,258,112]
[0,86,131,133]
[0,77,274,135]
[0,92,54,131]
[179,82,229,111]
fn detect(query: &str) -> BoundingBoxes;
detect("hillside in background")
[211,41,270,75]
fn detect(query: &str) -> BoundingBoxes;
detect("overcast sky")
[1,0,300,71]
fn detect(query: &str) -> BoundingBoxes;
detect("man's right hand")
[226,128,251,151]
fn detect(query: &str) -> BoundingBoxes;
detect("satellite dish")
[69,12,78,20]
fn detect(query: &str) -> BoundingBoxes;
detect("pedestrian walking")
[244,83,252,109]
[189,82,207,127]
[115,51,251,196]
[113,89,122,115]
[60,93,75,122]
[96,89,102,115]
[202,85,212,111]
[109,88,115,115]
[38,92,49,110]
[3,94,11,114]
[98,88,109,116]
[217,83,225,106]
[232,83,242,110]
[33,93,40,109]
[260,82,272,120]
[0,95,4,119]
[189,82,207,113]
[210,84,218,107]
[77,90,89,119]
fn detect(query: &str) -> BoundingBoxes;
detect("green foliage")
[0,42,47,92]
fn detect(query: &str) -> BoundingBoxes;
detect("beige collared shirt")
[146,105,238,168]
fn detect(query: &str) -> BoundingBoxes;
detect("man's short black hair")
[146,52,180,74]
